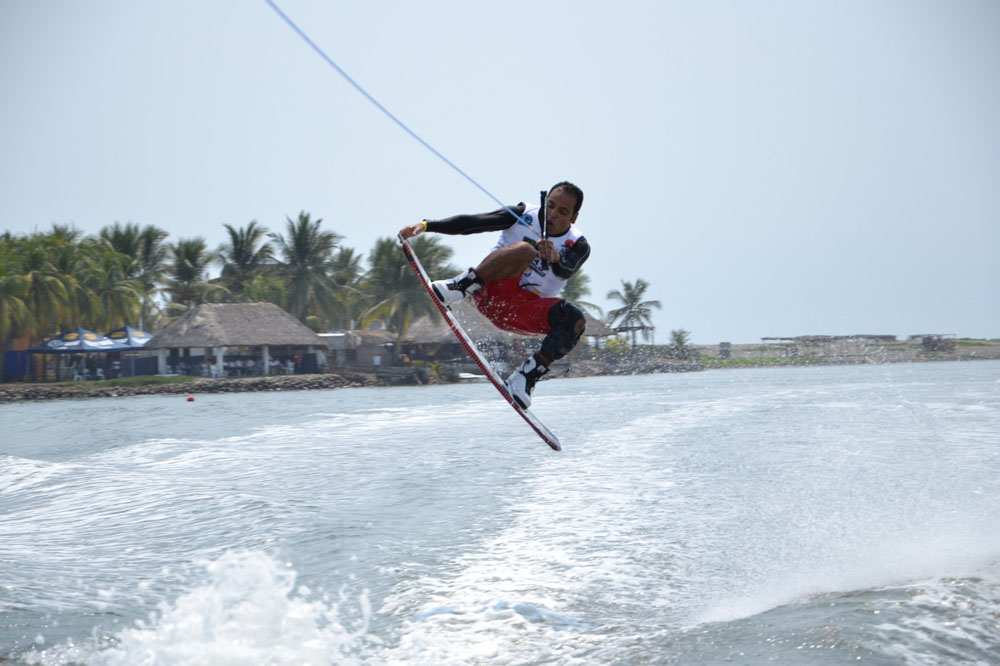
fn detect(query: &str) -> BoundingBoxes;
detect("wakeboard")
[399,234,561,451]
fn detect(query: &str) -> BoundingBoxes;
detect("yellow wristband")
[421,220,428,231]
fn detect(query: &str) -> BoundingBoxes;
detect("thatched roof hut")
[405,314,463,344]
[147,303,326,349]
[581,312,615,337]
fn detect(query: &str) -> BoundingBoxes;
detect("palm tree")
[670,328,692,359]
[606,278,661,348]
[100,222,168,329]
[242,274,287,307]
[361,236,456,344]
[2,229,140,378]
[134,226,168,329]
[328,246,365,329]
[163,237,225,311]
[20,235,70,339]
[269,212,341,324]
[43,232,96,332]
[79,242,142,332]
[46,223,84,245]
[217,221,273,301]
[0,238,34,378]
[561,270,603,319]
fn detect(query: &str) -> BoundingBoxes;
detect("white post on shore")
[215,347,226,377]
[262,345,270,375]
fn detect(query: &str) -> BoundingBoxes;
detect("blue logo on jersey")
[517,214,533,228]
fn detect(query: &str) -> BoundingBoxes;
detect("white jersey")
[493,205,585,298]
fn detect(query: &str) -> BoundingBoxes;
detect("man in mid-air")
[399,181,590,408]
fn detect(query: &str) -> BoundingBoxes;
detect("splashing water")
[24,551,375,666]
[3,362,999,665]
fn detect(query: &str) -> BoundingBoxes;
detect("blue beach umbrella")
[105,325,153,377]
[105,325,152,349]
[29,327,119,353]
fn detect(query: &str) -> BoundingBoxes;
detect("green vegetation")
[1,218,686,380]
[606,278,661,348]
[669,329,692,359]
[10,374,198,393]
[701,356,827,369]
[90,375,198,388]
[361,235,456,348]
[1,219,423,375]
[602,337,632,355]
[955,339,992,347]
[562,271,603,319]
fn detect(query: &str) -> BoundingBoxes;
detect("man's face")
[545,187,579,235]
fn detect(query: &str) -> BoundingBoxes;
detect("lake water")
[1,361,998,665]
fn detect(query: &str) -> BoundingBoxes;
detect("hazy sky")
[2,1,997,343]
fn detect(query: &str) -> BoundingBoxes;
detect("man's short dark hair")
[550,181,583,214]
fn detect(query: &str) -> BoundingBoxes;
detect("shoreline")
[2,351,997,404]
[0,372,380,404]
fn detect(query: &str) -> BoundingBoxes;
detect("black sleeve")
[424,203,526,236]
[552,235,591,280]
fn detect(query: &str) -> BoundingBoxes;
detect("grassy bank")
[0,372,377,403]
[700,355,828,369]
[59,375,199,393]
[692,337,1000,367]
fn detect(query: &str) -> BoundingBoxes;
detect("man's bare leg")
[473,242,536,282]
[430,242,537,306]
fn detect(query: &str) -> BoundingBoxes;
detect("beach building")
[319,329,397,371]
[145,303,328,376]
[313,308,614,377]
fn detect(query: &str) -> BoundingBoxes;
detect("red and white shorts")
[473,277,561,336]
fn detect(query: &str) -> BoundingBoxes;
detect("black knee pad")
[540,300,586,362]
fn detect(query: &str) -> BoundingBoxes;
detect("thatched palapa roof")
[146,303,327,349]
[404,315,457,345]
[581,312,615,337]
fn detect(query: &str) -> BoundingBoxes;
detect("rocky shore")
[695,337,1000,367]
[0,372,378,404]
[2,338,996,404]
